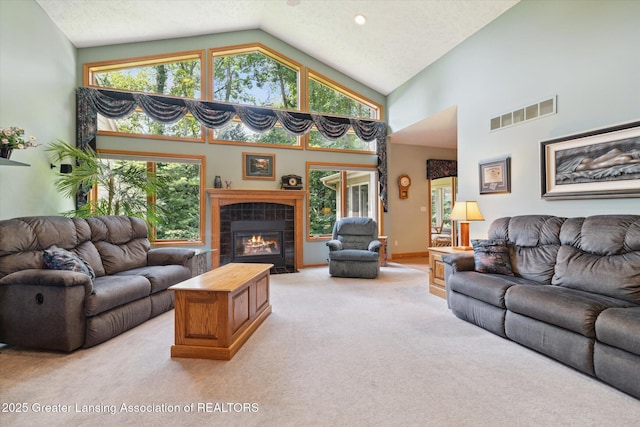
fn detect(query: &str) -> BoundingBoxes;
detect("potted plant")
[1,126,39,159]
[46,140,166,229]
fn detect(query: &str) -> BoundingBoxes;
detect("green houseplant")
[46,140,166,228]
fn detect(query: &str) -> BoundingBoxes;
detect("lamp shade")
[450,201,484,222]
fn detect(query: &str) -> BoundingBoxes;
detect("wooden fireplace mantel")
[207,188,306,270]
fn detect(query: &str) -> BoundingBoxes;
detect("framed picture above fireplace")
[243,152,276,180]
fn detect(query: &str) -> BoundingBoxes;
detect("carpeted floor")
[1,263,639,426]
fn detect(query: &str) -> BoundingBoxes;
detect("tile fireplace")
[207,189,306,271]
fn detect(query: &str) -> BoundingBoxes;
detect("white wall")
[0,0,77,218]
[388,0,640,241]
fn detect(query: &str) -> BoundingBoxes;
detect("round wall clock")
[398,174,411,199]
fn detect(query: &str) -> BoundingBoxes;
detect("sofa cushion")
[449,271,532,308]
[489,215,564,284]
[505,285,635,337]
[43,245,95,279]
[595,307,640,356]
[328,249,379,262]
[471,239,514,276]
[116,264,191,294]
[73,241,106,277]
[0,216,92,277]
[87,216,150,275]
[85,275,151,316]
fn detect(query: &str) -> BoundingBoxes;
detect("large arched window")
[84,44,382,153]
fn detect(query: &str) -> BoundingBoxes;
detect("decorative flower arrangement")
[1,126,39,159]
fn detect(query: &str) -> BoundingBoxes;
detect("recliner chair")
[326,217,381,279]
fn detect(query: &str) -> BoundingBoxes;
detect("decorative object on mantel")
[1,126,39,159]
[225,180,232,189]
[449,201,485,250]
[75,87,389,212]
[214,176,222,188]
[281,174,303,190]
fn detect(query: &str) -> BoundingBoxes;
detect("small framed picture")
[242,152,275,180]
[479,156,511,194]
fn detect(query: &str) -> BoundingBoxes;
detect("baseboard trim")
[389,251,430,260]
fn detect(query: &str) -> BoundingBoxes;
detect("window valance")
[426,159,457,180]
[76,87,388,211]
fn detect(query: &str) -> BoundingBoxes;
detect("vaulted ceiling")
[35,0,519,96]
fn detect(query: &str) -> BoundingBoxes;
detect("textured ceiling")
[35,0,519,96]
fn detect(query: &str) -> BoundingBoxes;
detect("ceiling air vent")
[490,96,557,131]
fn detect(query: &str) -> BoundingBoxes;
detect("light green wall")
[0,0,76,218]
[387,0,640,244]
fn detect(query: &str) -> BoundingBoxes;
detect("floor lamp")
[450,201,484,250]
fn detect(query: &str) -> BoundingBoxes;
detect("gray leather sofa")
[443,215,640,399]
[0,215,195,352]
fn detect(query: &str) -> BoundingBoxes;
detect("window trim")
[306,161,379,241]
[97,149,206,246]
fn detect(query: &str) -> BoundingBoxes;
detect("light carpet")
[1,264,639,426]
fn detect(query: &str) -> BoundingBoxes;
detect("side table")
[428,246,473,300]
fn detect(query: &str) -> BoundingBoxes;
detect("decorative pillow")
[43,245,95,279]
[471,239,514,276]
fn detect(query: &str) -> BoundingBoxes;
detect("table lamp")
[450,201,484,250]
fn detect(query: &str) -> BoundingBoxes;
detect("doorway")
[428,176,457,247]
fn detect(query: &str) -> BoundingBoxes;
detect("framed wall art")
[540,121,640,199]
[242,152,275,180]
[479,156,511,194]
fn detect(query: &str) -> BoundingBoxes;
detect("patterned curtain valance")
[426,159,457,180]
[76,87,388,211]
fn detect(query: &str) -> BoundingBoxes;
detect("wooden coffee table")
[169,263,273,360]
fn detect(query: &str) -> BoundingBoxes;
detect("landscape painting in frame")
[243,152,275,180]
[541,121,640,199]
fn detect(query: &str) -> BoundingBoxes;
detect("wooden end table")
[169,263,273,360]
[428,247,473,300]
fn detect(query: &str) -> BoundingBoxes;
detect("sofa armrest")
[368,240,382,253]
[326,240,343,251]
[147,247,195,267]
[441,252,475,309]
[441,252,475,272]
[0,269,92,352]
[0,269,93,292]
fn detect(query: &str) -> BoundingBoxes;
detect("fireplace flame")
[243,234,279,254]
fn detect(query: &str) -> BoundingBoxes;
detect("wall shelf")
[0,158,30,167]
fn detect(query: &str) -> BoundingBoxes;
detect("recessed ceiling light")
[354,14,367,25]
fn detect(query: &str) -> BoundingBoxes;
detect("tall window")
[97,151,205,245]
[307,71,380,153]
[307,163,378,238]
[210,44,301,146]
[86,51,204,139]
[431,177,453,230]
